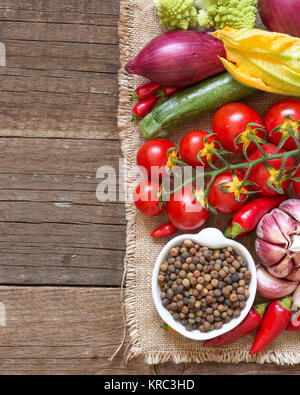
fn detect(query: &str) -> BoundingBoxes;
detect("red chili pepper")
[132,96,158,121]
[249,297,292,355]
[132,81,161,100]
[225,218,250,239]
[151,222,177,238]
[161,86,182,97]
[224,194,288,239]
[286,314,300,331]
[203,304,267,347]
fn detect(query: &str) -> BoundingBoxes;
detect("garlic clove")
[257,266,298,299]
[293,251,300,268]
[255,238,287,266]
[271,208,298,244]
[257,212,288,246]
[267,255,294,278]
[292,285,300,310]
[290,234,300,253]
[286,266,300,281]
[279,199,300,224]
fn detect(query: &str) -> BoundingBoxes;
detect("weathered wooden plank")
[0,68,119,94]
[0,287,150,374]
[0,137,126,285]
[0,222,125,249]
[0,10,118,26]
[0,0,121,15]
[0,0,121,138]
[0,111,117,139]
[0,1,120,36]
[0,22,118,44]
[0,137,121,172]
[0,222,126,286]
[6,41,119,73]
[0,287,297,375]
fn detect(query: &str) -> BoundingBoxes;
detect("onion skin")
[259,0,300,37]
[257,266,298,299]
[125,30,226,87]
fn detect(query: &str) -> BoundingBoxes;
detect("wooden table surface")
[0,0,299,375]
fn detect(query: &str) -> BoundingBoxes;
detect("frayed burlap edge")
[118,1,144,364]
[144,349,300,366]
[117,0,300,366]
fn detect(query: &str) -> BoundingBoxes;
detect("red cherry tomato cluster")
[133,98,300,237]
[213,100,299,198]
[133,138,209,235]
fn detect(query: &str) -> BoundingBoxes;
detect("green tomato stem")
[167,148,300,199]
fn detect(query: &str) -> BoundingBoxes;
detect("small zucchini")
[140,72,257,139]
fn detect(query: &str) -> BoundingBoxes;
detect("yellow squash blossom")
[212,28,300,96]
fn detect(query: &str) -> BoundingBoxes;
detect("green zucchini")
[140,72,257,139]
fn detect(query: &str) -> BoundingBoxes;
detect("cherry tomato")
[265,99,300,151]
[137,138,176,180]
[133,180,164,216]
[212,103,265,154]
[208,171,248,214]
[246,143,294,197]
[293,166,300,198]
[179,130,217,168]
[167,185,209,231]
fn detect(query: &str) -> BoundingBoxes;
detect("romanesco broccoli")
[195,0,257,30]
[155,0,198,30]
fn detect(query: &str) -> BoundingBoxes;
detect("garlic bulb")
[256,199,300,299]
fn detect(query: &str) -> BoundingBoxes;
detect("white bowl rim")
[152,227,257,341]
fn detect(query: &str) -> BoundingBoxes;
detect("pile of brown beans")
[158,239,251,333]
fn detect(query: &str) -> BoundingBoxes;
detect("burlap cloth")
[118,0,300,365]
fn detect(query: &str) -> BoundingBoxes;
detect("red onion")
[125,30,226,87]
[256,266,298,299]
[258,0,300,37]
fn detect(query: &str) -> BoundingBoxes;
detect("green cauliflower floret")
[155,0,198,30]
[195,0,257,30]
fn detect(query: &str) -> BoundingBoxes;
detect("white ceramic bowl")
[152,228,257,341]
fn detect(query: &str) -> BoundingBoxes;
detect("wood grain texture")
[0,287,298,375]
[0,0,120,138]
[0,0,298,374]
[0,137,125,286]
[0,287,154,374]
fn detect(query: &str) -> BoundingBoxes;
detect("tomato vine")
[161,125,300,213]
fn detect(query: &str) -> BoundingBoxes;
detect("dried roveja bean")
[158,241,251,333]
